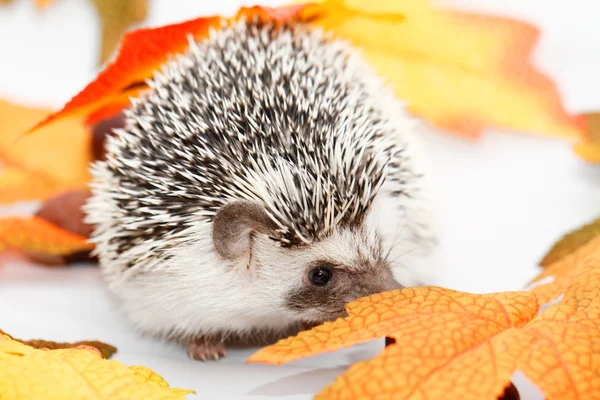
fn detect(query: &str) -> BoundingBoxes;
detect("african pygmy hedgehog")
[84,18,435,360]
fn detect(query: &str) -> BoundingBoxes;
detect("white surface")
[1,0,599,399]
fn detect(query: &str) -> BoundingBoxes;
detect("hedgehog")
[84,17,436,361]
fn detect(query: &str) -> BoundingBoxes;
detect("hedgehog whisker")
[388,245,417,266]
[383,222,409,264]
[389,260,409,272]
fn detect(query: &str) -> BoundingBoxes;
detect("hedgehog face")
[279,228,403,323]
[211,200,402,324]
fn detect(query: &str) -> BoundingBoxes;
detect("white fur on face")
[103,221,383,340]
[101,180,430,342]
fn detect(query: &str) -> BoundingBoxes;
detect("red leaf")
[25,4,312,135]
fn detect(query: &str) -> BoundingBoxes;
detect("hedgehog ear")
[212,201,276,261]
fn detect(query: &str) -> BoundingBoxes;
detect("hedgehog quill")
[84,18,437,361]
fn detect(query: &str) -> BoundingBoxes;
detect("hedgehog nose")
[356,278,402,301]
[382,279,403,291]
[377,279,403,293]
[377,271,404,292]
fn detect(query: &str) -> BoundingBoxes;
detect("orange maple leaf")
[25,0,579,141]
[248,233,600,399]
[529,235,600,305]
[512,299,600,399]
[499,261,600,400]
[0,216,94,255]
[248,287,539,399]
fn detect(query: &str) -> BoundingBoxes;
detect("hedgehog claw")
[187,339,226,361]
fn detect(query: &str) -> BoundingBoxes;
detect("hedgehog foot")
[187,338,227,361]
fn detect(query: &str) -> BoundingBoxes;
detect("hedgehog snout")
[352,268,404,300]
[283,259,404,324]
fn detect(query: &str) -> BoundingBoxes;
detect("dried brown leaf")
[90,0,149,64]
[540,216,600,267]
[0,329,117,359]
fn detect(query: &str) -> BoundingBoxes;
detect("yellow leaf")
[0,329,116,359]
[0,334,193,399]
[0,167,60,203]
[573,142,600,163]
[0,99,92,188]
[128,366,194,396]
[304,0,579,139]
[25,1,578,141]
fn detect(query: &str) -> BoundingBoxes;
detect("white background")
[0,0,599,399]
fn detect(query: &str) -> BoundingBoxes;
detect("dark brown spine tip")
[385,337,396,347]
[498,382,520,400]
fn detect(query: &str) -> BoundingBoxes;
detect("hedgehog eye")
[308,265,333,286]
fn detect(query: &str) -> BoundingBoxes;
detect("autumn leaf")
[507,264,600,400]
[35,189,94,238]
[248,288,538,365]
[0,166,60,203]
[34,0,52,9]
[0,329,116,359]
[573,112,600,163]
[0,334,193,399]
[0,99,92,193]
[513,302,600,399]
[510,221,600,398]
[0,216,94,255]
[530,234,600,305]
[25,0,579,141]
[301,0,580,139]
[248,287,539,399]
[249,230,600,399]
[24,4,305,134]
[539,216,600,267]
[11,189,97,265]
[314,319,528,400]
[90,0,149,65]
